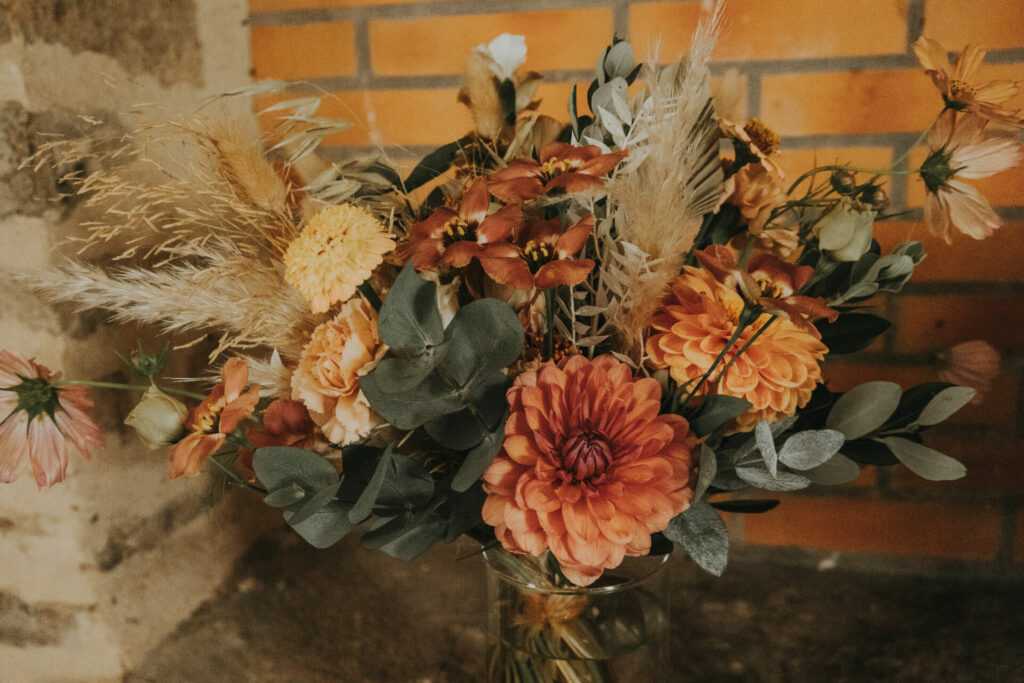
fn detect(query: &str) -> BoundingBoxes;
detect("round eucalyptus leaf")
[914,385,977,427]
[778,429,846,470]
[802,453,861,485]
[879,436,967,481]
[826,381,902,439]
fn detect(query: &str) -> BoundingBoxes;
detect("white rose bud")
[814,197,876,262]
[124,384,189,449]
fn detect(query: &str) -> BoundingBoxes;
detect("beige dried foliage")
[602,2,725,361]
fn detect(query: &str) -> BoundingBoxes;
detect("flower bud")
[830,169,857,195]
[814,197,877,262]
[124,384,189,449]
[860,185,890,212]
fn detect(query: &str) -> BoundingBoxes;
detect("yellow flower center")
[743,118,780,155]
[754,275,789,299]
[947,79,976,109]
[524,239,553,273]
[538,157,576,182]
[193,402,224,436]
[442,217,475,244]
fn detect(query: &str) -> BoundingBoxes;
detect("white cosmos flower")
[921,112,1022,242]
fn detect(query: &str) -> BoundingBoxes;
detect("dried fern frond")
[33,257,321,361]
[601,0,726,360]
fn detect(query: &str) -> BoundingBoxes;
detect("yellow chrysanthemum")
[283,204,395,314]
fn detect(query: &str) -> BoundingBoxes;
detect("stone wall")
[0,2,277,680]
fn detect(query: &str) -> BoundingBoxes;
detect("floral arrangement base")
[485,549,670,683]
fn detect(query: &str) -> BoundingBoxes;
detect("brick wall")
[246,0,1024,575]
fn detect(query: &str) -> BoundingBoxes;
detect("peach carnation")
[647,267,827,433]
[291,297,386,445]
[481,355,696,587]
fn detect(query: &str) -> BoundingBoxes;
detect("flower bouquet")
[7,7,1022,681]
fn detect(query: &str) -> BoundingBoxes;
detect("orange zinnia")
[399,178,520,271]
[477,214,595,291]
[169,358,260,478]
[481,355,696,587]
[647,268,828,433]
[488,142,627,203]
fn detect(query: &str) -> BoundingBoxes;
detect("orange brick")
[250,0,441,10]
[892,429,1024,494]
[924,0,1024,51]
[772,147,893,187]
[741,496,1003,560]
[631,0,906,63]
[368,9,614,77]
[875,221,1024,282]
[762,64,1023,136]
[822,362,1018,427]
[250,22,356,80]
[905,143,1024,209]
[258,88,471,146]
[895,294,1024,355]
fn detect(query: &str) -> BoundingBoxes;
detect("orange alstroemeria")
[695,245,837,332]
[399,178,520,271]
[478,214,595,291]
[913,36,1023,128]
[169,358,261,479]
[488,142,627,203]
[240,399,317,473]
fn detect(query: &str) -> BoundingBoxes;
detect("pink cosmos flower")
[0,349,103,488]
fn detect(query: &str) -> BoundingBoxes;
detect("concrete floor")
[127,523,1024,682]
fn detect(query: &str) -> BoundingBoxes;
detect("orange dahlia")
[647,267,828,433]
[481,355,696,587]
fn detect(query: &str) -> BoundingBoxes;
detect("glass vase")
[484,548,670,683]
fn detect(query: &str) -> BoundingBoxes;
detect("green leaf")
[377,514,448,562]
[735,465,812,492]
[286,479,342,527]
[403,136,471,192]
[879,437,966,481]
[688,395,753,436]
[446,484,486,541]
[693,444,718,501]
[815,313,891,354]
[361,369,464,429]
[451,414,507,493]
[364,354,446,394]
[842,438,898,466]
[710,499,779,514]
[826,381,902,440]
[603,41,634,79]
[263,483,305,508]
[253,447,339,493]
[424,409,485,450]
[284,502,353,549]
[665,501,729,576]
[755,421,777,477]
[802,453,862,485]
[441,298,524,388]
[914,385,976,427]
[778,429,846,470]
[884,382,955,431]
[375,453,435,511]
[377,264,445,357]
[348,445,392,523]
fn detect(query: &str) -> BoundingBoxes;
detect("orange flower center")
[442,217,476,245]
[523,239,554,272]
[743,118,780,155]
[192,401,224,436]
[538,157,577,182]
[947,80,976,109]
[560,429,613,484]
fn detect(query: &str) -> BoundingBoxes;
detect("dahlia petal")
[502,434,538,466]
[560,563,602,587]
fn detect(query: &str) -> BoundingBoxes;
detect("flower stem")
[544,288,556,360]
[56,379,206,401]
[678,307,755,410]
[713,315,778,390]
[890,108,947,169]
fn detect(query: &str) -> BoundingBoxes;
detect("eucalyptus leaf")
[770,415,800,438]
[378,514,449,561]
[879,437,967,481]
[377,264,445,357]
[590,79,628,120]
[815,313,891,354]
[710,499,780,514]
[603,41,634,79]
[755,421,778,477]
[842,438,899,466]
[913,385,977,427]
[442,298,524,389]
[452,415,507,492]
[361,368,464,429]
[365,354,446,394]
[375,453,435,511]
[665,501,729,576]
[424,409,485,451]
[688,395,752,436]
[263,483,305,508]
[693,444,717,501]
[253,447,339,493]
[826,381,902,439]
[348,446,392,523]
[735,465,812,492]
[778,429,846,470]
[286,480,342,527]
[284,502,353,549]
[802,452,862,485]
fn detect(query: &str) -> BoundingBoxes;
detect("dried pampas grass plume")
[603,1,725,360]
